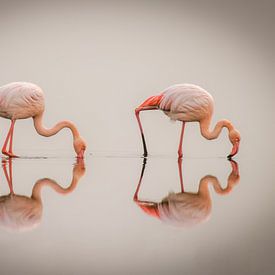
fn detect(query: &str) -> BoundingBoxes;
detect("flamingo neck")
[199,174,234,197]
[200,118,234,140]
[198,176,212,199]
[33,113,80,140]
[31,177,78,202]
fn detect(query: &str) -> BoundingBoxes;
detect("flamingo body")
[0,82,44,120]
[157,192,211,227]
[135,83,240,158]
[159,84,214,122]
[134,159,240,228]
[0,82,86,158]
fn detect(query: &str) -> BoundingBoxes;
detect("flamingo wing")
[0,82,45,119]
[159,84,214,121]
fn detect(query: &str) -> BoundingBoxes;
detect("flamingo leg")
[2,122,13,155]
[2,159,14,194]
[177,157,184,192]
[2,120,17,158]
[135,107,158,157]
[9,120,16,157]
[177,121,185,158]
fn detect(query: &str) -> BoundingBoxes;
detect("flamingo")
[134,158,240,227]
[135,84,241,158]
[0,158,85,232]
[0,82,86,158]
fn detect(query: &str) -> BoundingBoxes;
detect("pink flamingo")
[0,82,86,158]
[134,158,240,227]
[0,158,85,232]
[135,84,241,158]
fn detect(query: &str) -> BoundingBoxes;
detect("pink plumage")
[159,84,214,121]
[0,158,85,232]
[135,83,240,158]
[0,82,86,158]
[0,82,44,119]
[134,159,240,228]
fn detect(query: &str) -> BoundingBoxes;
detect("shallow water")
[0,1,274,274]
[0,153,274,275]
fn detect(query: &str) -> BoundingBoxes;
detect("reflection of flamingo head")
[134,160,240,228]
[0,159,85,232]
[0,194,42,232]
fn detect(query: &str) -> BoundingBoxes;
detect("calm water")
[0,153,274,275]
[0,2,274,274]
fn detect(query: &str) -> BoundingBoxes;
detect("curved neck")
[200,118,234,140]
[31,175,79,202]
[198,174,234,197]
[33,113,80,140]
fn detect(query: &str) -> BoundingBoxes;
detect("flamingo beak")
[77,149,85,159]
[227,141,239,159]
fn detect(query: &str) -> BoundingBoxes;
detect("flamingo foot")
[2,150,19,158]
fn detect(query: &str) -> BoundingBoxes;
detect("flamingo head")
[73,136,87,158]
[228,129,241,159]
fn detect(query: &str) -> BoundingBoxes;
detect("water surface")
[0,154,274,275]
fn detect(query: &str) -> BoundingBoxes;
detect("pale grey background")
[0,0,274,275]
[0,0,274,157]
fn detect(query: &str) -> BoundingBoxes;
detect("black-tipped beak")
[227,142,239,159]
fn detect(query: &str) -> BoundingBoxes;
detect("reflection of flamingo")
[0,158,85,232]
[135,84,241,158]
[0,82,86,158]
[134,159,240,227]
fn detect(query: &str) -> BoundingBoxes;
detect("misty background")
[0,0,274,158]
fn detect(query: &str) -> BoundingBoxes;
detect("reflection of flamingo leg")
[133,158,157,204]
[177,158,184,192]
[133,158,160,218]
[2,120,17,158]
[178,122,185,158]
[133,158,147,201]
[2,159,14,193]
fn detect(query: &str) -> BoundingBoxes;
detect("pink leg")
[177,157,184,192]
[177,122,185,158]
[2,159,14,194]
[2,120,17,158]
[8,120,16,154]
[2,123,13,155]
[135,107,158,157]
